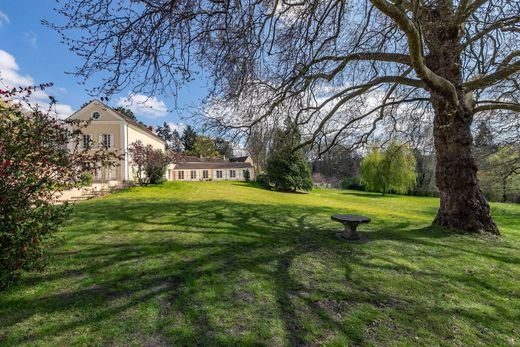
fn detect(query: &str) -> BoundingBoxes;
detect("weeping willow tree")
[361,143,417,195]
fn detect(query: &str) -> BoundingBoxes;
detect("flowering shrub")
[0,86,117,290]
[129,140,175,185]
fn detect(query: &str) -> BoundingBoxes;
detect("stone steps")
[55,182,132,204]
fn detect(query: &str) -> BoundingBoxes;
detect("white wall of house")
[169,168,253,181]
[127,125,166,182]
[127,125,165,151]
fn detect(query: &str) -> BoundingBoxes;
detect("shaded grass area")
[1,181,520,346]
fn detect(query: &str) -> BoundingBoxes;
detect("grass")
[1,181,520,346]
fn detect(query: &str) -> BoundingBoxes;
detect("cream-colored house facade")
[67,100,166,182]
[167,156,255,182]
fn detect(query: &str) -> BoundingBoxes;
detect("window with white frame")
[216,170,223,178]
[230,170,236,178]
[203,170,208,179]
[82,134,92,149]
[108,161,116,180]
[101,160,116,180]
[82,162,94,171]
[191,170,196,179]
[178,171,184,180]
[99,134,113,149]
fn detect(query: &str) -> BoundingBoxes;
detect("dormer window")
[91,111,101,120]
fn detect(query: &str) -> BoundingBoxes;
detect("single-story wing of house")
[167,156,255,181]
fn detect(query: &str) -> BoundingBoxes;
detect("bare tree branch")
[369,0,459,104]
[465,60,520,90]
[475,101,520,112]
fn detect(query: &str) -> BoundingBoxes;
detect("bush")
[256,172,269,187]
[0,89,115,290]
[147,165,167,184]
[340,176,364,190]
[79,171,94,187]
[129,141,172,185]
[244,170,251,182]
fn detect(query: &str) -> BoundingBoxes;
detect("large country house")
[67,101,254,183]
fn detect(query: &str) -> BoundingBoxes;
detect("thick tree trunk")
[422,4,499,235]
[431,97,499,234]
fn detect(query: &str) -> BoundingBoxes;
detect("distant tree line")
[155,123,234,159]
[307,122,519,203]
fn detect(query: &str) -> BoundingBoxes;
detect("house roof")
[178,156,227,163]
[229,156,250,162]
[173,162,254,170]
[111,107,166,145]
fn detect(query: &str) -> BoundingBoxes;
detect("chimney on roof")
[223,155,226,161]
[148,125,153,132]
[199,154,203,159]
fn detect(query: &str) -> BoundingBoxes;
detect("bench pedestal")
[338,222,361,240]
[331,214,370,242]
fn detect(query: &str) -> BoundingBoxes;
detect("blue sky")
[0,0,207,131]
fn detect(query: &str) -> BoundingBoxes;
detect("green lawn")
[1,181,520,346]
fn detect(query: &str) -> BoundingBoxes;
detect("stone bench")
[331,214,371,241]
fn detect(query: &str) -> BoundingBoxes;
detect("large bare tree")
[48,0,519,234]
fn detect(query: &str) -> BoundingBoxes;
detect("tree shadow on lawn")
[1,199,519,346]
[231,181,311,194]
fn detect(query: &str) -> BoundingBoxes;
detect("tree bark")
[422,4,499,235]
[431,96,499,234]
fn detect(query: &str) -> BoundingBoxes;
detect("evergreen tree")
[190,136,220,158]
[156,122,174,149]
[214,137,234,158]
[474,121,497,166]
[474,121,494,149]
[266,126,313,192]
[182,125,197,153]
[170,129,183,152]
[114,106,137,120]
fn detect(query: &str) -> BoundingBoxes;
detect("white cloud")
[0,50,33,86]
[0,49,73,119]
[0,10,9,27]
[116,93,168,118]
[52,103,74,119]
[168,122,186,134]
[24,31,38,48]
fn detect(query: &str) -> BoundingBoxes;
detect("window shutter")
[99,134,103,148]
[110,133,114,148]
